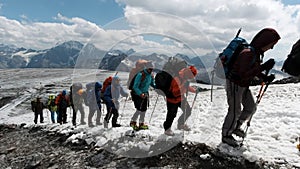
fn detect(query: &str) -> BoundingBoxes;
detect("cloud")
[0,0,299,61]
[0,13,119,50]
[116,0,300,60]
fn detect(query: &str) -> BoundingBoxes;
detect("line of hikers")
[31,60,201,136]
[31,27,293,147]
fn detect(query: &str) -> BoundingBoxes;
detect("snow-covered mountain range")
[0,41,290,83]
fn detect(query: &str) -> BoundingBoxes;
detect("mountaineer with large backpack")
[85,82,102,127]
[70,83,86,126]
[220,28,280,147]
[103,76,129,128]
[282,39,300,76]
[162,65,201,136]
[47,94,57,123]
[129,61,156,130]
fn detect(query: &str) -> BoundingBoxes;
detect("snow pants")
[222,80,257,137]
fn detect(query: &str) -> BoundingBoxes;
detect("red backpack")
[101,76,112,93]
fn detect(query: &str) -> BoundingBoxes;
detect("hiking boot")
[139,123,149,130]
[104,120,108,128]
[112,123,121,127]
[130,121,139,130]
[88,123,95,127]
[96,122,102,125]
[81,121,86,125]
[222,135,239,147]
[233,128,246,138]
[164,129,175,136]
[178,124,191,131]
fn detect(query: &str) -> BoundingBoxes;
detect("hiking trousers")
[88,106,102,125]
[131,91,149,112]
[163,99,191,131]
[104,107,119,125]
[72,104,85,125]
[57,108,67,124]
[222,80,256,137]
[34,111,44,124]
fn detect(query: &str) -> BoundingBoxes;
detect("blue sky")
[0,0,124,26]
[0,0,299,61]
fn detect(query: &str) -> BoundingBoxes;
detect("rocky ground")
[0,124,280,169]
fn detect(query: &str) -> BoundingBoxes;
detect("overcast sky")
[0,0,299,61]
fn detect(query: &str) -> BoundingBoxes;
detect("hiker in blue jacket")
[129,62,156,130]
[103,76,129,128]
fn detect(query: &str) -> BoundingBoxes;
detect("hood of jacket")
[250,28,280,55]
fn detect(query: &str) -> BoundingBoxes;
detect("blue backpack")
[214,29,254,79]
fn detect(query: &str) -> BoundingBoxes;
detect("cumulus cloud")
[116,0,300,60]
[0,0,299,61]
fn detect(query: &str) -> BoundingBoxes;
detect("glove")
[196,87,202,93]
[263,74,275,83]
[140,93,147,99]
[261,58,275,71]
[184,81,190,88]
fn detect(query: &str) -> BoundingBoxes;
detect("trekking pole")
[183,85,189,128]
[210,70,214,102]
[149,94,159,124]
[119,96,128,124]
[241,71,271,146]
[191,91,198,109]
[236,28,242,38]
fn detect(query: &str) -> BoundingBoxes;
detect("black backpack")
[128,71,146,91]
[282,39,300,76]
[155,57,187,97]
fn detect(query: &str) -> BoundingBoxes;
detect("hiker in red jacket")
[163,66,201,136]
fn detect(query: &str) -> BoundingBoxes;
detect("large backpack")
[101,76,112,94]
[85,88,96,107]
[71,83,83,93]
[70,83,83,104]
[127,59,149,89]
[155,57,187,97]
[128,71,147,91]
[59,95,69,109]
[84,82,96,106]
[282,39,300,76]
[213,29,254,79]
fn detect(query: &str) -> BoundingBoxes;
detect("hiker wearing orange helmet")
[163,66,202,136]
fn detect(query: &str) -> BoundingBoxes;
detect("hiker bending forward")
[130,62,156,130]
[222,28,280,147]
[164,66,200,136]
[103,76,128,128]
